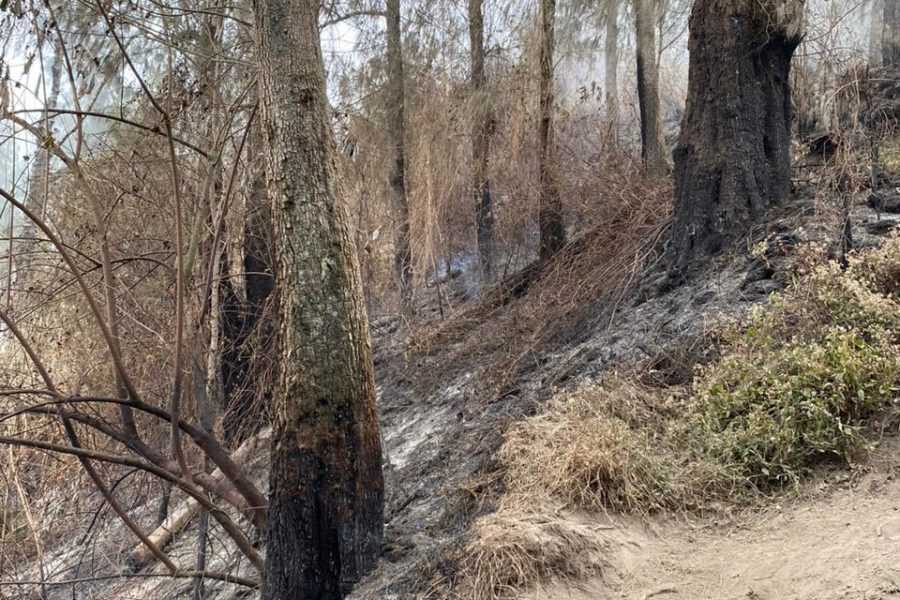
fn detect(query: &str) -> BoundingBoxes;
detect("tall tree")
[470,0,495,280]
[387,0,413,309]
[634,0,667,177]
[253,0,384,597]
[17,40,63,284]
[604,0,620,140]
[539,0,565,260]
[884,0,900,65]
[669,0,804,277]
[871,0,885,67]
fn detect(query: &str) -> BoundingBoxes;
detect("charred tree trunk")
[635,0,667,177]
[539,0,565,261]
[885,0,900,65]
[605,0,620,140]
[220,131,275,448]
[669,0,803,277]
[253,0,384,597]
[470,0,495,281]
[387,0,413,310]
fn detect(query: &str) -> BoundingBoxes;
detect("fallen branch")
[129,428,271,567]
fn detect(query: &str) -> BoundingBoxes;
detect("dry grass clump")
[499,381,678,513]
[455,501,608,600]
[452,381,727,599]
[849,232,900,298]
[498,380,730,515]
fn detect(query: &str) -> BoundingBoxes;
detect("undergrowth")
[458,234,900,598]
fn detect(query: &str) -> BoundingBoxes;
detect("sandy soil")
[524,447,900,600]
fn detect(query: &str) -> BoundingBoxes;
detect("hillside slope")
[7,185,900,600]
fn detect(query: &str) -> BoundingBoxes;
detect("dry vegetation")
[445,229,900,599]
[0,1,894,598]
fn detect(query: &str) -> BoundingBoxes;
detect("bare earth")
[524,445,900,600]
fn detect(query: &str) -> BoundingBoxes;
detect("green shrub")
[694,327,900,487]
[737,263,900,351]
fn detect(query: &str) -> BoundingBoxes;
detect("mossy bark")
[253,0,384,596]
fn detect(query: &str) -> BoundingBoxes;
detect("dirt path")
[525,453,900,600]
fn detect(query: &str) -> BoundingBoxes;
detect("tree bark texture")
[386,0,413,308]
[253,0,385,597]
[669,0,803,276]
[539,0,566,260]
[469,0,495,280]
[635,0,667,177]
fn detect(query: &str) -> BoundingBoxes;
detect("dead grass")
[455,500,609,600]
[408,157,672,397]
[448,380,732,599]
[499,379,732,515]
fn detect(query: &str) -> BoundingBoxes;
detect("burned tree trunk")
[635,0,667,177]
[470,0,495,280]
[220,133,275,448]
[253,0,384,596]
[387,0,413,310]
[539,0,565,260]
[669,0,803,277]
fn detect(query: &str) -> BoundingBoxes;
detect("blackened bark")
[387,0,413,309]
[635,0,667,177]
[669,0,803,277]
[470,0,495,280]
[221,163,275,448]
[539,0,566,261]
[253,0,384,596]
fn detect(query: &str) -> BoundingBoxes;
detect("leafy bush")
[736,262,900,352]
[694,326,900,487]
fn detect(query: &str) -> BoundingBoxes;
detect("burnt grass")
[350,180,900,598]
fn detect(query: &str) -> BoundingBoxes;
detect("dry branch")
[128,428,271,567]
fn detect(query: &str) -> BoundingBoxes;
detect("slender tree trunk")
[386,0,413,310]
[604,0,620,141]
[219,5,275,448]
[871,0,884,66]
[253,0,384,597]
[17,40,62,284]
[221,124,275,448]
[669,0,803,277]
[885,0,900,65]
[635,0,667,177]
[470,0,495,281]
[539,0,565,260]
